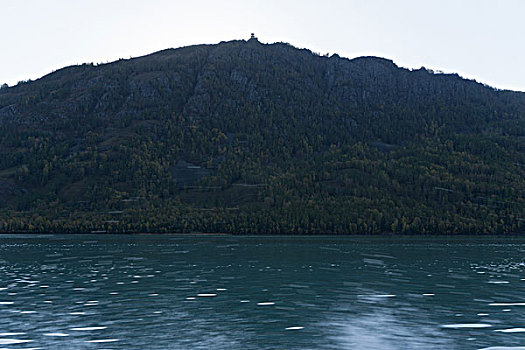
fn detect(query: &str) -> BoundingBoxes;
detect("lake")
[0,234,524,349]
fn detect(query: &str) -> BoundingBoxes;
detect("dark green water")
[0,235,524,349]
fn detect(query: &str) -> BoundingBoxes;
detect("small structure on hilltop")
[250,33,257,40]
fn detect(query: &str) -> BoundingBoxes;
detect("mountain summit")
[0,39,523,233]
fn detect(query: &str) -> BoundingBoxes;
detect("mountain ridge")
[0,39,523,234]
[5,39,520,93]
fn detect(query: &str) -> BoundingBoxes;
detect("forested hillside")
[0,38,523,234]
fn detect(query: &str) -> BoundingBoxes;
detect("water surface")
[0,234,524,349]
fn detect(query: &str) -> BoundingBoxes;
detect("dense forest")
[0,38,523,234]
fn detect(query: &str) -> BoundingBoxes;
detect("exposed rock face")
[170,160,211,188]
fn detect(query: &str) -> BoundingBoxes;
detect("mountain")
[0,38,523,234]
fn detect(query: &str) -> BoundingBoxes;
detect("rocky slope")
[0,38,523,233]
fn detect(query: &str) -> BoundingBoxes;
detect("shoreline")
[0,231,523,236]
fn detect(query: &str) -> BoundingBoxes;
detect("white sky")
[1,0,524,91]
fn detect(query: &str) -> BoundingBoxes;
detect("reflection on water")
[0,235,524,349]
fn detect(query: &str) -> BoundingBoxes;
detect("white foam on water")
[217,288,227,291]
[494,328,525,333]
[423,294,435,296]
[0,334,25,337]
[0,302,13,305]
[20,311,36,314]
[285,326,304,330]
[240,300,250,303]
[489,303,525,306]
[358,294,396,298]
[109,292,119,295]
[85,339,119,343]
[488,281,510,284]
[197,294,216,297]
[185,297,196,300]
[69,312,85,315]
[0,339,32,345]
[70,327,107,331]
[478,347,525,350]
[442,324,492,329]
[477,313,489,316]
[149,293,158,296]
[44,333,69,337]
[257,302,275,306]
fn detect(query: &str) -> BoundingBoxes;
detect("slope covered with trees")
[0,38,523,234]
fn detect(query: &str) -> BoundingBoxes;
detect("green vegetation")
[0,39,523,234]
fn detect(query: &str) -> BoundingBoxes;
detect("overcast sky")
[1,0,524,91]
